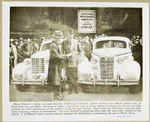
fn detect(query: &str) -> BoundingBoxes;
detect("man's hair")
[67,28,74,34]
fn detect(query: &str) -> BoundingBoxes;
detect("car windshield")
[96,40,126,49]
[41,43,51,51]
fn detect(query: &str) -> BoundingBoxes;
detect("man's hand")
[61,53,72,60]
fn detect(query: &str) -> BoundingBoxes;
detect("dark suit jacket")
[62,39,81,67]
[49,40,61,60]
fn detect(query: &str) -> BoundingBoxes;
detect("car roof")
[94,36,130,43]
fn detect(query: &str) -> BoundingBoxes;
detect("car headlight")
[117,57,124,64]
[23,58,31,65]
[14,74,23,80]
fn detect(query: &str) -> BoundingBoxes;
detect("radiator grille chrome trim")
[32,58,44,73]
[100,57,114,79]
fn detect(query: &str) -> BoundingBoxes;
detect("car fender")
[26,70,47,81]
[12,63,30,79]
[78,60,94,79]
[120,61,140,80]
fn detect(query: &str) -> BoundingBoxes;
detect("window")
[96,40,126,49]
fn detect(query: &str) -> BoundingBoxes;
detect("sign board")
[78,10,96,33]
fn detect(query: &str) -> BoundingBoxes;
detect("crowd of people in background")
[9,33,142,70]
[9,33,108,71]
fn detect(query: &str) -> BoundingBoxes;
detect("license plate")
[32,75,41,79]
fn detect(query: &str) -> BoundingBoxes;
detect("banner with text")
[78,10,96,33]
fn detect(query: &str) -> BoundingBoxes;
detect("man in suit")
[47,31,63,85]
[62,29,81,95]
[47,31,65,100]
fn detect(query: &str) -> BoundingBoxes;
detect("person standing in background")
[27,38,33,56]
[9,39,15,82]
[132,39,142,77]
[20,39,30,59]
[62,28,81,95]
[81,36,93,61]
[10,39,18,66]
[32,39,39,54]
[19,37,24,49]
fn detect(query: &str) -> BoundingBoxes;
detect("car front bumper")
[11,79,48,86]
[77,79,139,86]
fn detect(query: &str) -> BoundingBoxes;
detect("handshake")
[61,53,72,59]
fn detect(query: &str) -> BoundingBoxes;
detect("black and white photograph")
[2,2,149,121]
[9,7,143,101]
[9,6,143,101]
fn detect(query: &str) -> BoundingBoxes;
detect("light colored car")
[77,36,141,93]
[11,40,55,91]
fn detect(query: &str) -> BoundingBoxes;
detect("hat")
[24,39,27,42]
[52,31,64,38]
[27,38,31,42]
[10,39,14,42]
[40,37,45,40]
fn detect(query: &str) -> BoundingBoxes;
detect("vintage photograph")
[9,6,143,101]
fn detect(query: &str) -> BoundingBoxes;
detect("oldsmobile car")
[11,40,55,91]
[77,36,141,93]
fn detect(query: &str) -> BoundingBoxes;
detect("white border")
[2,2,149,121]
[2,2,148,7]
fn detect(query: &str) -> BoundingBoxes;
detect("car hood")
[31,50,50,58]
[93,48,131,57]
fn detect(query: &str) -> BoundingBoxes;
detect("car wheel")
[129,85,137,94]
[16,85,29,92]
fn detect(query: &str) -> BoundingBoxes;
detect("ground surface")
[10,78,142,102]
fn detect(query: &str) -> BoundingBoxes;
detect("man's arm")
[50,42,61,59]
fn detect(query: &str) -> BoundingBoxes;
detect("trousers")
[66,67,77,93]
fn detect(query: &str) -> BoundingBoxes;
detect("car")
[77,36,141,93]
[11,39,65,92]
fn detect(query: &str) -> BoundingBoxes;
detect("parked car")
[11,40,55,91]
[77,36,141,93]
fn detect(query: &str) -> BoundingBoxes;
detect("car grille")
[32,58,44,73]
[100,57,114,79]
